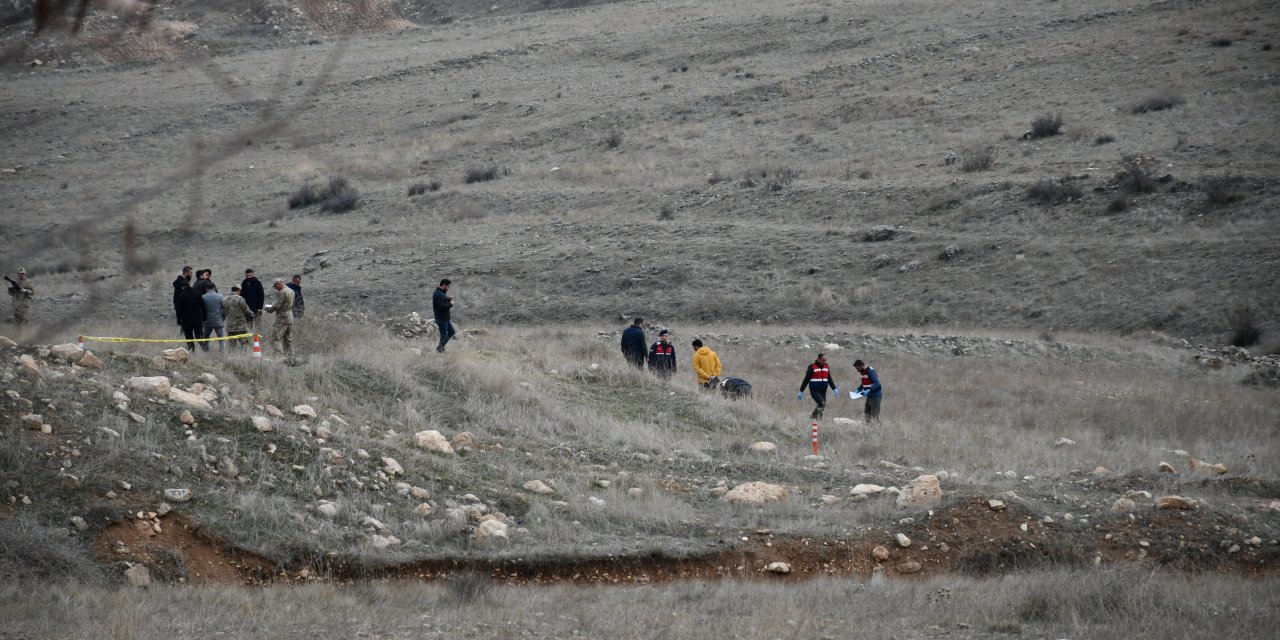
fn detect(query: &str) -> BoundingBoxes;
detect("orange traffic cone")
[252,334,262,359]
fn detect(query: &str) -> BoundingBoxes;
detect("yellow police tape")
[80,334,260,344]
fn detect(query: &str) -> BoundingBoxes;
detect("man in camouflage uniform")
[7,268,34,325]
[223,285,254,349]
[265,278,295,356]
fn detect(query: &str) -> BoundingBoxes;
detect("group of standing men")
[797,353,883,422]
[619,318,725,387]
[171,266,304,355]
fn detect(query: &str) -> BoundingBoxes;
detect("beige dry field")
[1,0,1279,638]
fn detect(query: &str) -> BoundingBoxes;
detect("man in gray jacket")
[201,286,226,352]
[223,285,254,348]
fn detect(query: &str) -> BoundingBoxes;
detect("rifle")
[4,275,30,295]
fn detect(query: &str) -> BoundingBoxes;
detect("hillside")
[0,0,1276,345]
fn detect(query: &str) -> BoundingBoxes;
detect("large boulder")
[169,388,211,411]
[1156,495,1194,510]
[161,348,189,363]
[413,430,455,455]
[473,519,509,540]
[522,480,555,494]
[721,482,789,505]
[126,376,171,397]
[78,351,104,369]
[896,474,942,508]
[250,416,273,433]
[382,457,404,476]
[293,405,318,419]
[49,343,84,361]
[18,354,41,378]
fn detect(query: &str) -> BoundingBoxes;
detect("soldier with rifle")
[5,268,34,325]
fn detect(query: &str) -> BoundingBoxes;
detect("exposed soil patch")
[97,500,1277,587]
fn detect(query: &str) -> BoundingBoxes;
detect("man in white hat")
[6,268,34,325]
[265,278,295,356]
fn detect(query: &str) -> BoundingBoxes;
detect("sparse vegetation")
[1130,91,1185,114]
[604,130,624,149]
[1116,156,1156,193]
[408,180,442,196]
[1209,37,1233,47]
[658,205,675,220]
[1029,112,1063,139]
[960,146,995,172]
[1203,175,1242,206]
[741,165,798,190]
[1107,193,1130,213]
[1094,134,1115,145]
[463,165,502,184]
[288,177,360,212]
[1026,178,1082,205]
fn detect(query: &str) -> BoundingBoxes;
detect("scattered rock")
[293,405,317,419]
[748,441,777,453]
[850,484,886,496]
[367,534,399,549]
[1053,437,1076,447]
[21,414,43,430]
[126,376,171,397]
[987,499,1006,511]
[474,519,509,540]
[61,474,81,490]
[822,343,842,351]
[1158,461,1176,473]
[414,503,434,517]
[163,488,192,502]
[896,533,912,548]
[161,348,189,363]
[413,430,455,455]
[382,457,404,476]
[127,413,145,424]
[896,474,942,508]
[896,561,922,574]
[872,545,891,561]
[1189,458,1228,475]
[250,416,273,433]
[898,260,921,273]
[124,564,151,588]
[819,495,840,505]
[266,405,284,418]
[452,431,476,450]
[721,482,789,505]
[833,417,857,425]
[594,479,611,489]
[50,343,83,361]
[1090,466,1110,477]
[148,356,166,371]
[19,354,42,378]
[217,457,239,479]
[0,336,16,349]
[1112,498,1136,513]
[938,245,961,261]
[1156,495,1194,510]
[588,496,607,508]
[78,351,104,369]
[317,502,338,518]
[864,225,896,241]
[168,388,211,411]
[523,480,554,494]
[179,410,196,426]
[70,516,88,531]
[765,561,791,574]
[627,487,645,498]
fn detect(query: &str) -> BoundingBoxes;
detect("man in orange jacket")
[691,339,722,387]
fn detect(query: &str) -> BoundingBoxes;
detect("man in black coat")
[240,269,265,327]
[175,281,207,352]
[172,265,192,325]
[620,318,647,368]
[433,278,455,353]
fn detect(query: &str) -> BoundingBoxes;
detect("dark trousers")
[809,385,828,419]
[624,352,645,368]
[864,394,882,421]
[436,318,456,351]
[181,325,201,352]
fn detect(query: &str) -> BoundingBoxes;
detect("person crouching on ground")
[691,339,721,388]
[798,353,838,420]
[854,359,883,422]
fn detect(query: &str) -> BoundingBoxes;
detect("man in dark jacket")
[193,269,214,295]
[620,318,646,368]
[433,278,455,353]
[175,281,207,352]
[798,353,839,420]
[647,329,676,377]
[241,269,265,327]
[854,359,884,422]
[172,265,192,325]
[286,274,305,319]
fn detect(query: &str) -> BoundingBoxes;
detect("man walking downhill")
[201,286,227,352]
[266,278,295,356]
[7,268,34,325]
[223,285,254,348]
[241,269,265,330]
[286,275,305,319]
[433,278,455,353]
[172,265,192,327]
[854,359,884,422]
[175,281,206,352]
[798,353,839,420]
[691,339,722,388]
[647,329,677,378]
[620,318,647,368]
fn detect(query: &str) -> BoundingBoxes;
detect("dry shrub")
[960,146,994,172]
[1228,306,1261,347]
[1026,178,1082,205]
[464,165,501,184]
[1130,91,1184,114]
[1029,112,1063,139]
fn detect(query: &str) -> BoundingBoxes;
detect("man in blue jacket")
[854,359,884,422]
[433,279,455,353]
[620,318,646,368]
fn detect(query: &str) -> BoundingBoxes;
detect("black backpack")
[720,377,752,398]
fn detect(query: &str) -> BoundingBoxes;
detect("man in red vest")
[797,353,839,419]
[854,359,884,422]
[647,329,677,378]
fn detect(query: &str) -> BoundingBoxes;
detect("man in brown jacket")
[265,278,295,356]
[223,285,254,348]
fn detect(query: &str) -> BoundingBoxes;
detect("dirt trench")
[93,499,1278,587]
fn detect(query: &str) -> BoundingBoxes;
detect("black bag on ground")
[719,377,752,398]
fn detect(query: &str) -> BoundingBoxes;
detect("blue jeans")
[436,319,456,351]
[202,324,226,351]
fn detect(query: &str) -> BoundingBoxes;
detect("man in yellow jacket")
[691,339,722,387]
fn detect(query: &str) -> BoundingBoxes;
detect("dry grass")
[1,570,1275,639]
